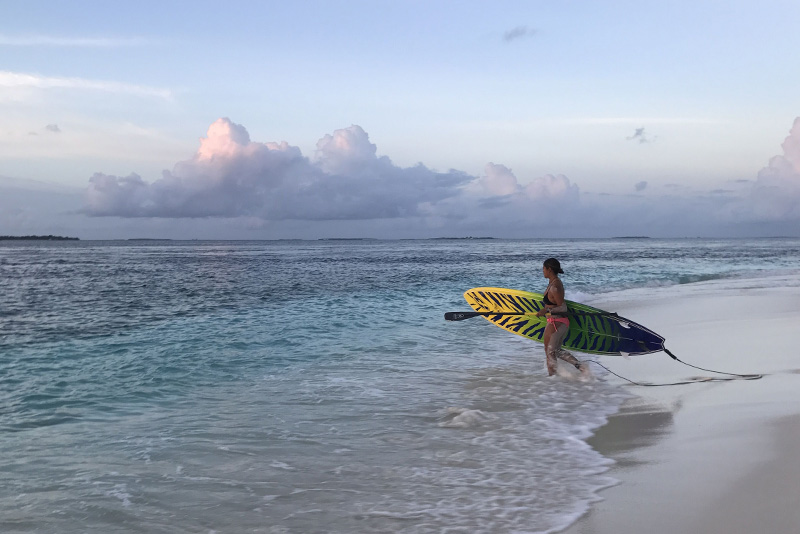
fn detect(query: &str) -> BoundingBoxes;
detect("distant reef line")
[0,235,79,241]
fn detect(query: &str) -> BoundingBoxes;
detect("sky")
[1,0,799,239]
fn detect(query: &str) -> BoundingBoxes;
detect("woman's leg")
[543,324,558,375]
[549,323,583,369]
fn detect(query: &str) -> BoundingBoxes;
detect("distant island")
[429,236,497,240]
[318,238,378,241]
[0,235,79,241]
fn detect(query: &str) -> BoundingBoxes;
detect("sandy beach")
[561,277,800,534]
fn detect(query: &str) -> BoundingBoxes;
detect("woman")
[535,258,585,376]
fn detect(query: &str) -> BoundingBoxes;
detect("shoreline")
[560,279,800,534]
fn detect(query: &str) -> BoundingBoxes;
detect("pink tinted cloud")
[84,118,471,220]
[749,117,800,221]
[81,116,800,237]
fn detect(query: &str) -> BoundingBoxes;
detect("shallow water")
[2,238,798,533]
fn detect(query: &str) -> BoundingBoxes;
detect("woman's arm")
[551,279,566,305]
[548,280,568,315]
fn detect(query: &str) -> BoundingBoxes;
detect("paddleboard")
[463,287,665,356]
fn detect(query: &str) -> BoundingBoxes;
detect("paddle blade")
[444,311,483,321]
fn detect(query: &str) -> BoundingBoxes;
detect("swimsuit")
[546,316,570,328]
[542,281,569,327]
[543,279,582,370]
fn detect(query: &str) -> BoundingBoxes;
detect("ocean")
[2,238,799,533]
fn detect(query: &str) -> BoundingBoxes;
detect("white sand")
[559,278,800,534]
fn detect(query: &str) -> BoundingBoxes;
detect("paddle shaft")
[444,311,524,321]
[444,310,618,321]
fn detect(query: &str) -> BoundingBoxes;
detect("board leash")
[661,347,762,380]
[445,310,764,386]
[579,347,762,387]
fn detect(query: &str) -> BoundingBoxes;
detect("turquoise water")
[2,238,799,533]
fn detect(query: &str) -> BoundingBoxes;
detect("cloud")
[458,164,581,231]
[626,127,653,144]
[75,117,800,238]
[0,71,172,99]
[477,163,520,196]
[84,119,473,220]
[523,174,579,204]
[747,117,800,222]
[503,26,535,43]
[45,124,61,133]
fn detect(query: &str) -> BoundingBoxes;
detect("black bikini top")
[542,280,556,306]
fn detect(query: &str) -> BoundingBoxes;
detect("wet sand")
[560,279,800,534]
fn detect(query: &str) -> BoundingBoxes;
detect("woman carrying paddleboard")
[535,258,587,376]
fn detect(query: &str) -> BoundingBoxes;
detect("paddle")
[444,310,621,321]
[444,311,525,321]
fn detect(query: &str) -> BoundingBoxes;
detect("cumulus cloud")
[82,119,588,238]
[478,163,521,196]
[84,118,472,220]
[523,174,579,204]
[45,123,61,133]
[470,163,579,207]
[315,124,380,175]
[456,164,582,234]
[748,117,800,221]
[78,116,800,238]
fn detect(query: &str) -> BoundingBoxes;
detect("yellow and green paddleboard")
[458,287,665,356]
